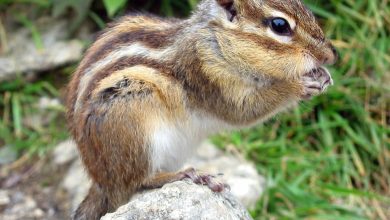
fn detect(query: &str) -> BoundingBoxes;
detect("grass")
[0,74,69,156]
[0,0,389,219]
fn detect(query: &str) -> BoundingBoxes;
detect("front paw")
[301,67,333,99]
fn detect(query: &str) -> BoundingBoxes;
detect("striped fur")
[66,0,337,219]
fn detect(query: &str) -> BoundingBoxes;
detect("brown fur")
[81,56,173,105]
[66,0,337,219]
[80,27,179,73]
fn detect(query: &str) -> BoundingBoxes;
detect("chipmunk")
[66,0,337,219]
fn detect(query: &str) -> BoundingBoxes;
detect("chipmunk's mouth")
[304,66,333,86]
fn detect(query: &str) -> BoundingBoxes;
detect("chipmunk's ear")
[216,0,237,22]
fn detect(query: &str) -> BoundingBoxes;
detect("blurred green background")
[0,0,389,219]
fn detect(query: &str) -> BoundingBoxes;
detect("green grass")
[0,75,69,156]
[0,0,389,219]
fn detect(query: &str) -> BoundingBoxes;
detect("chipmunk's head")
[195,0,337,80]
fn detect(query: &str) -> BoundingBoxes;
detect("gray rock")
[0,19,84,82]
[0,192,45,220]
[0,145,17,165]
[0,190,10,207]
[38,97,62,110]
[58,140,91,212]
[102,180,253,220]
[53,139,78,165]
[62,159,91,212]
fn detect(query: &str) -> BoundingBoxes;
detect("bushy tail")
[72,184,112,220]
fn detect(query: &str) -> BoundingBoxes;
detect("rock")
[52,139,78,165]
[0,18,85,82]
[102,180,253,220]
[0,192,45,220]
[185,142,265,209]
[0,145,17,165]
[62,159,91,211]
[57,140,90,211]
[38,97,62,110]
[0,190,10,208]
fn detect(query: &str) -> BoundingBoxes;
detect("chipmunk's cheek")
[297,51,317,76]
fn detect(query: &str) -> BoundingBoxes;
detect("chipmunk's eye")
[270,17,292,36]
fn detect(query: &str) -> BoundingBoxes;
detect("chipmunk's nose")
[321,44,338,65]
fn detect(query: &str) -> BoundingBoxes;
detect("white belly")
[149,112,230,172]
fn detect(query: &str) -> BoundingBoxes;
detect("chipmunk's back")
[66,15,181,118]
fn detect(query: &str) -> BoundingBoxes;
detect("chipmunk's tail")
[72,183,112,220]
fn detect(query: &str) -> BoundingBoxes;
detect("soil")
[0,155,73,220]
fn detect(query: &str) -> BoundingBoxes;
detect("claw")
[178,168,229,192]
